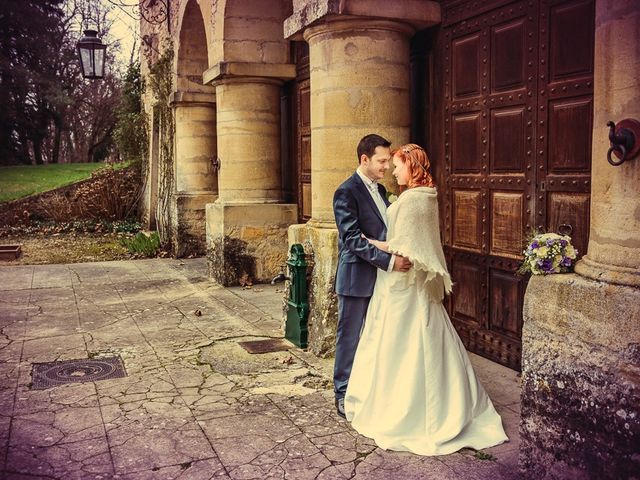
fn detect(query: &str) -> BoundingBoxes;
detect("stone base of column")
[170,192,217,258]
[574,255,640,287]
[521,274,640,479]
[288,223,339,357]
[206,202,297,286]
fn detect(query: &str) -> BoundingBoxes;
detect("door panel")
[490,107,526,172]
[548,0,595,80]
[300,130,311,173]
[490,191,525,259]
[452,113,483,172]
[546,191,590,257]
[488,268,524,337]
[451,257,483,322]
[453,190,483,250]
[547,97,593,171]
[440,0,594,370]
[453,33,481,97]
[491,19,526,91]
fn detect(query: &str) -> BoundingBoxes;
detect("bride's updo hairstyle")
[393,143,435,188]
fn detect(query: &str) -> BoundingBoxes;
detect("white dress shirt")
[356,168,395,273]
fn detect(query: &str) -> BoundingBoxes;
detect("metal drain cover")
[31,356,127,390]
[238,338,294,354]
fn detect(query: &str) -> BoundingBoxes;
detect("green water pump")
[272,244,309,349]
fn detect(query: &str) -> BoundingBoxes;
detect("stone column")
[170,91,218,257]
[203,62,297,286]
[520,2,640,478]
[284,2,441,356]
[215,79,282,202]
[305,19,414,227]
[574,5,640,287]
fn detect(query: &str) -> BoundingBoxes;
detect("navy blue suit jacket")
[333,173,392,297]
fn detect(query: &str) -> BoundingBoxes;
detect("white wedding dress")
[344,187,508,455]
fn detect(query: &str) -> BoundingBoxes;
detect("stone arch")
[210,0,292,65]
[170,0,218,258]
[175,0,214,93]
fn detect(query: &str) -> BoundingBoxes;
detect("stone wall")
[521,275,640,479]
[171,192,217,257]
[206,202,297,285]
[288,224,339,357]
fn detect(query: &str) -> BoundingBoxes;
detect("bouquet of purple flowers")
[518,232,578,275]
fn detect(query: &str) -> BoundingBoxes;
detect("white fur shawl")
[386,187,453,302]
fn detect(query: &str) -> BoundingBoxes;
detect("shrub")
[72,165,141,220]
[121,231,160,257]
[37,191,74,223]
[29,164,141,224]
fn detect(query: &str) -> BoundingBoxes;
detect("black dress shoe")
[335,397,346,419]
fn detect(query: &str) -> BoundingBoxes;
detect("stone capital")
[169,91,216,107]
[203,62,296,86]
[303,18,416,43]
[284,0,441,39]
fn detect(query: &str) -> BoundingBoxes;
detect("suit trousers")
[334,294,371,400]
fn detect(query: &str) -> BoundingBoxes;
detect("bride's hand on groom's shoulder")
[361,234,389,252]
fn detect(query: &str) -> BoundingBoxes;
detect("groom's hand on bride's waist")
[392,255,412,272]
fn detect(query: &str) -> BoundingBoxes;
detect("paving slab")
[0,265,34,291]
[0,258,522,479]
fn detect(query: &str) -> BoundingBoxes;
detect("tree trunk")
[33,137,44,165]
[18,133,31,165]
[51,116,62,164]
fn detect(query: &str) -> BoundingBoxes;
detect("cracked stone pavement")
[0,258,521,479]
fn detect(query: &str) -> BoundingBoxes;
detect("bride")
[344,143,508,456]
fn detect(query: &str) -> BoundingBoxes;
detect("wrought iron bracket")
[607,119,640,166]
[140,0,170,31]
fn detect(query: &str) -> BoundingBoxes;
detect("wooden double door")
[438,0,594,370]
[284,42,311,224]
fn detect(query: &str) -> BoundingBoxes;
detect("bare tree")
[0,0,125,165]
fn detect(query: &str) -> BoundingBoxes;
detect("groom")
[332,133,412,418]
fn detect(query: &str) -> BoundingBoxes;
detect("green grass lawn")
[0,163,112,203]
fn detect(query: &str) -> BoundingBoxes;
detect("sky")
[104,0,140,68]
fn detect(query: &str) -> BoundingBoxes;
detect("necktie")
[368,182,388,225]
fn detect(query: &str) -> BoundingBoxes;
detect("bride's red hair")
[392,143,435,189]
